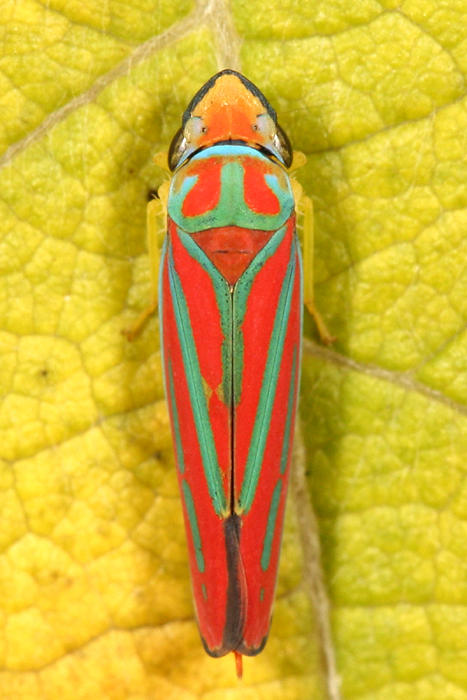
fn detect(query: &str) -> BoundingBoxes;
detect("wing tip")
[198,513,270,664]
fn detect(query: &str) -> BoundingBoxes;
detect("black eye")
[168,127,185,170]
[275,123,293,168]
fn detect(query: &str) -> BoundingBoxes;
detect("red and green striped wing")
[160,217,232,651]
[160,144,302,656]
[234,214,302,653]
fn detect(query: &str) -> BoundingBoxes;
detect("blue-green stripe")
[175,228,233,407]
[158,239,168,392]
[167,246,227,515]
[181,479,205,572]
[261,479,283,571]
[232,222,288,406]
[167,359,185,474]
[238,239,297,513]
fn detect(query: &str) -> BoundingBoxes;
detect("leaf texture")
[0,0,466,697]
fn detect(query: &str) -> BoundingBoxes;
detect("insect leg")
[123,174,169,341]
[291,163,335,345]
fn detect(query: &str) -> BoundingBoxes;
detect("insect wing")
[233,213,302,653]
[160,215,237,652]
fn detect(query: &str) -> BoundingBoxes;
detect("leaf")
[0,1,466,698]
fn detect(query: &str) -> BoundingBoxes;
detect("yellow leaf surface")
[1,0,466,698]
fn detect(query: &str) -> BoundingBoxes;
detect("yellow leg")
[290,154,335,345]
[289,150,307,173]
[123,169,170,341]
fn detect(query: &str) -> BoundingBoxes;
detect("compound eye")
[273,123,293,168]
[254,113,276,140]
[168,117,207,170]
[168,128,185,170]
[253,113,293,167]
[184,116,207,144]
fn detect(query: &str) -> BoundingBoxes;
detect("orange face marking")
[169,70,292,170]
[190,74,267,148]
